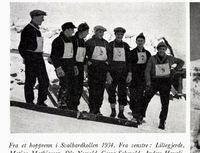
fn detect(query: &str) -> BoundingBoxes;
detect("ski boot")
[110,109,116,118]
[158,119,166,130]
[37,101,48,107]
[118,105,127,120]
[57,101,68,109]
[96,109,103,116]
[136,115,144,125]
[110,104,116,118]
[118,112,127,120]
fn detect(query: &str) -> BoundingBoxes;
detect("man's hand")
[74,66,79,76]
[146,81,151,88]
[88,61,92,66]
[126,72,132,83]
[56,66,65,78]
[106,72,113,85]
[143,82,152,96]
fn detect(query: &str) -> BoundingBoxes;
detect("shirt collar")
[30,21,39,29]
[137,47,145,52]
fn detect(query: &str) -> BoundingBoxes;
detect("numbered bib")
[113,47,125,62]
[76,47,86,62]
[35,37,43,53]
[155,63,170,77]
[137,52,147,64]
[91,46,107,61]
[63,42,73,58]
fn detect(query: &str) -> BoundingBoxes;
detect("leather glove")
[56,66,65,78]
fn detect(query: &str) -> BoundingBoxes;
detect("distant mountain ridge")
[191,59,200,67]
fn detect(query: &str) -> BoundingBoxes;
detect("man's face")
[81,29,89,39]
[95,30,104,39]
[33,15,45,26]
[115,32,124,42]
[157,47,167,57]
[64,28,74,37]
[136,38,145,47]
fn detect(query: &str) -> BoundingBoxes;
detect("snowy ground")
[10,53,186,133]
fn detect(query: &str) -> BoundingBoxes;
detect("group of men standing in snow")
[18,9,184,130]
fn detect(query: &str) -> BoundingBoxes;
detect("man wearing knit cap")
[107,27,132,119]
[140,41,184,129]
[129,32,151,123]
[18,9,49,106]
[50,22,78,110]
[72,22,89,111]
[85,25,109,115]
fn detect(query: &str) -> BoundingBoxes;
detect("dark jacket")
[85,35,110,62]
[18,22,42,58]
[85,35,110,73]
[50,32,77,69]
[130,47,151,78]
[108,40,131,72]
[73,32,85,49]
[73,32,87,65]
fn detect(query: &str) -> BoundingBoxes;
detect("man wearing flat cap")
[18,9,49,106]
[72,22,89,111]
[107,27,132,119]
[30,10,47,18]
[50,22,78,110]
[141,41,184,129]
[85,25,110,115]
[93,25,107,33]
[129,32,151,123]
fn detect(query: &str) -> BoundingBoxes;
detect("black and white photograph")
[190,2,200,153]
[9,2,187,133]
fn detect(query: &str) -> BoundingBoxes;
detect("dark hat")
[61,22,76,31]
[157,41,167,49]
[30,10,47,18]
[114,27,126,33]
[136,32,145,40]
[78,22,89,33]
[94,25,107,32]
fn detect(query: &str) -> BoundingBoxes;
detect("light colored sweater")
[145,53,184,85]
